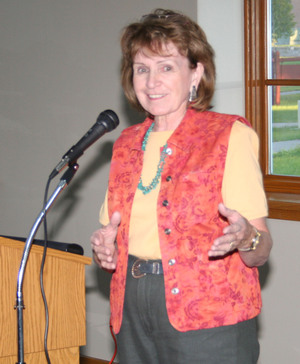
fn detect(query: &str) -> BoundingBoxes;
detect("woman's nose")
[146,70,160,88]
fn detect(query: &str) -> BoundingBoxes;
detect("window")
[244,0,300,220]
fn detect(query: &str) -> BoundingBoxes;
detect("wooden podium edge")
[0,236,92,265]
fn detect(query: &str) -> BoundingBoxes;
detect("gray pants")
[116,255,260,364]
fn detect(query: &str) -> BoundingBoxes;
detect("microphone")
[49,109,119,179]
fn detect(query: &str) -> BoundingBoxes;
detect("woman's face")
[132,42,203,128]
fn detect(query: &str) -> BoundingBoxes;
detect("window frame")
[244,0,300,221]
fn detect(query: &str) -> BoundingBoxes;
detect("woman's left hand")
[208,203,272,267]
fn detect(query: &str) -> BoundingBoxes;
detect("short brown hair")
[121,9,215,112]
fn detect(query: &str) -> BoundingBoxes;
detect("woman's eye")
[136,67,148,74]
[163,65,172,72]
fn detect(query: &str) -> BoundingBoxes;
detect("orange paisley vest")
[107,108,262,333]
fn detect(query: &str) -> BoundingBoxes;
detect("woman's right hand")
[91,211,121,271]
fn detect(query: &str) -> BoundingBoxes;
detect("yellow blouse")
[99,121,268,259]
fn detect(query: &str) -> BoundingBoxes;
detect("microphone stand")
[15,163,79,364]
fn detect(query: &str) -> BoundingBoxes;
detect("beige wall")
[0,0,197,361]
[1,0,299,362]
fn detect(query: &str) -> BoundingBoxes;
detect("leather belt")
[131,257,163,279]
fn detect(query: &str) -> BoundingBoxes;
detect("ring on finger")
[229,241,235,250]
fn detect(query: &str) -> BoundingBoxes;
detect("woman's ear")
[193,62,204,88]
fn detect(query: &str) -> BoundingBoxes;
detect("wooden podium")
[0,236,92,363]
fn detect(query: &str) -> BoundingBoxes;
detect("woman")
[91,9,272,364]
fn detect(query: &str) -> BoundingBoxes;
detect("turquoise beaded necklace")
[137,122,169,195]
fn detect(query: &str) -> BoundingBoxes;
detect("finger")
[93,244,111,256]
[209,241,228,255]
[100,211,121,242]
[101,261,117,270]
[91,233,102,247]
[223,223,241,236]
[93,248,114,267]
[110,211,121,228]
[93,247,115,266]
[218,203,232,218]
[219,203,241,226]
[93,246,116,265]
[214,232,237,248]
[209,233,237,256]
[208,246,228,257]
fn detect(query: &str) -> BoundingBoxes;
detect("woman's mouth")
[148,94,165,99]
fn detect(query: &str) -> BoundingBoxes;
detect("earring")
[189,85,197,102]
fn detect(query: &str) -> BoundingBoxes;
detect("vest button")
[166,176,172,182]
[165,147,172,155]
[168,258,176,266]
[164,228,171,235]
[171,287,180,295]
[162,200,169,207]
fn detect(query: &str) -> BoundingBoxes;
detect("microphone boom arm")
[15,163,79,364]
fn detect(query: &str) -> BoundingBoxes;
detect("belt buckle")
[131,259,146,279]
